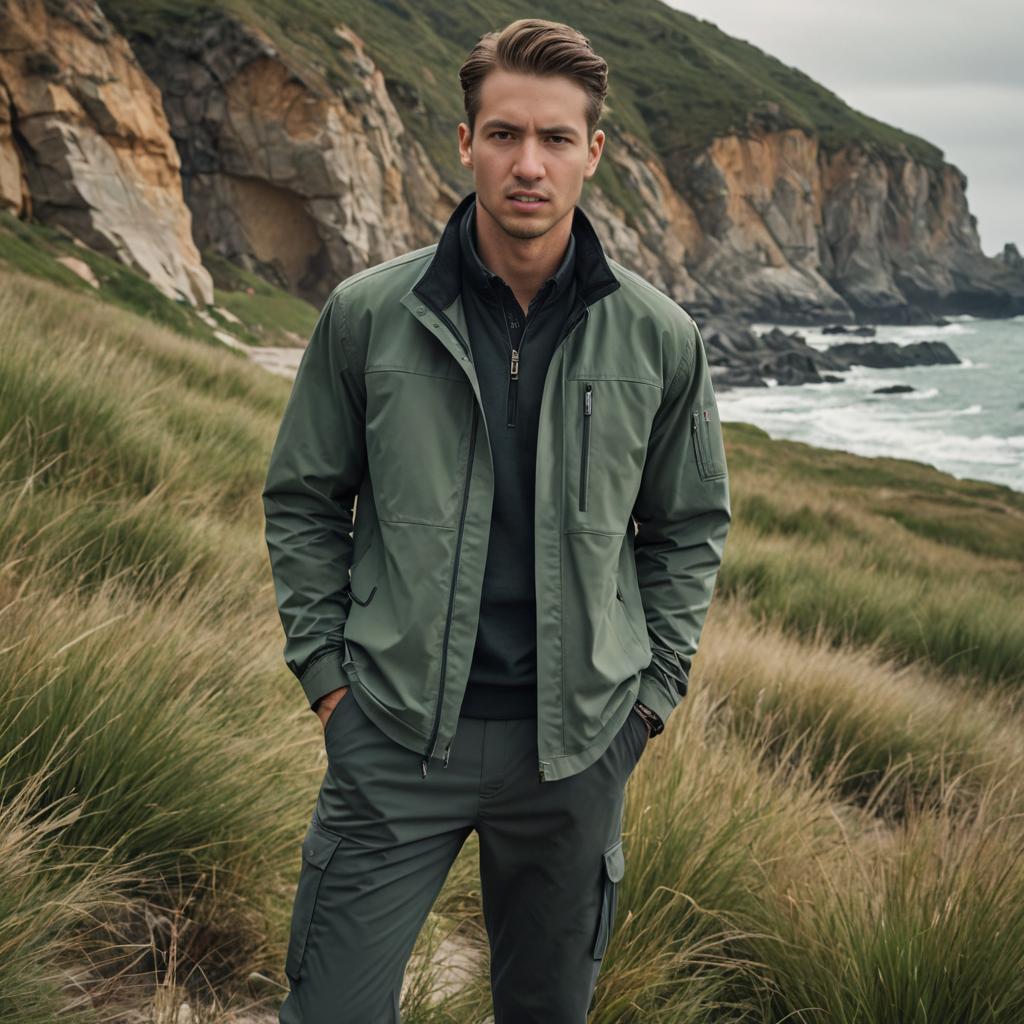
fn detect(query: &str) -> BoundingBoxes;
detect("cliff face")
[668,132,1023,321]
[123,14,459,306]
[1,1,1020,321]
[0,0,212,306]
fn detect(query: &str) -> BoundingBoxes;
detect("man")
[262,17,730,1023]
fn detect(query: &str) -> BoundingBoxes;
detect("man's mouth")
[508,194,548,209]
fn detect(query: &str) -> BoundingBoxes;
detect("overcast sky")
[662,0,1023,256]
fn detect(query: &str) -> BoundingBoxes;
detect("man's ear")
[458,122,473,169]
[583,128,605,180]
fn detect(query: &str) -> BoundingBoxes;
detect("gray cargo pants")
[279,686,650,1023]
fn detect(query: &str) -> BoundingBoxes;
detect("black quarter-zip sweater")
[457,197,580,720]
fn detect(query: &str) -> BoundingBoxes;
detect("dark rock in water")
[822,324,877,337]
[853,303,951,326]
[696,313,961,390]
[760,326,807,352]
[873,384,915,394]
[823,339,960,368]
[763,350,824,385]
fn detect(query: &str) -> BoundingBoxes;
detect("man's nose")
[512,136,546,179]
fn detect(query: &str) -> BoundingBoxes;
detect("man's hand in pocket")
[314,686,350,731]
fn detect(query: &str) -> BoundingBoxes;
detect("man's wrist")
[632,699,664,738]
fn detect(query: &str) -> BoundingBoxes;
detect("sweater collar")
[459,197,576,307]
[412,190,620,317]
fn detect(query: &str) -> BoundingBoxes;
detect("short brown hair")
[458,18,609,141]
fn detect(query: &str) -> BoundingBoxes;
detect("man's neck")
[474,202,573,313]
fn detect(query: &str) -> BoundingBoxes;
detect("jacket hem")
[344,663,435,757]
[537,678,639,782]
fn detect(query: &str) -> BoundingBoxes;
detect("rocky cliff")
[0,0,212,306]
[1,0,1021,321]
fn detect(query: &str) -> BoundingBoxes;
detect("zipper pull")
[703,409,710,422]
[510,348,519,380]
[421,757,429,779]
[584,384,592,415]
[443,738,453,768]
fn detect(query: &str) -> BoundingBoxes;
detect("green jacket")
[262,191,731,783]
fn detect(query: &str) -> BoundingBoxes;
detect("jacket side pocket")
[615,585,647,650]
[348,535,379,607]
[592,837,625,960]
[285,818,343,983]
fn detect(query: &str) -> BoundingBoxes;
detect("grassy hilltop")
[2,238,1023,1022]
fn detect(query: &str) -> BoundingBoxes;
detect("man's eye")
[549,136,569,144]
[491,131,511,140]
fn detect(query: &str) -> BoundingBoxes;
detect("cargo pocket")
[285,818,343,983]
[592,837,625,960]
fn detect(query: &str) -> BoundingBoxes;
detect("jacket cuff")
[300,649,349,711]
[637,668,685,732]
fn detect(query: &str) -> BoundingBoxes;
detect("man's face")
[458,68,604,241]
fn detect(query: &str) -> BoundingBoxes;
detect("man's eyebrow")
[481,119,581,137]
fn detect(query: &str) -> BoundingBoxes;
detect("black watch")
[632,699,664,737]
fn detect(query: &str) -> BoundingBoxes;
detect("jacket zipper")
[419,299,590,784]
[421,307,477,779]
[579,383,592,512]
[537,304,590,783]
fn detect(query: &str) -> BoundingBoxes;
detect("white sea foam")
[719,394,1016,471]
[716,317,1024,491]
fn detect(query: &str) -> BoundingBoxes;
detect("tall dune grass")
[3,265,1024,1020]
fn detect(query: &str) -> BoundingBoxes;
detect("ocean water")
[713,315,1024,493]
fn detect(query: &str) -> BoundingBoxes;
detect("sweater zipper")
[500,300,524,428]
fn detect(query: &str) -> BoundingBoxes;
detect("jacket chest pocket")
[568,377,662,535]
[579,383,593,512]
[364,367,475,527]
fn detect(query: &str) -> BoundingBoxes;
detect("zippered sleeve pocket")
[691,406,727,481]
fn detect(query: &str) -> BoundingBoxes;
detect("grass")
[0,210,318,353]
[2,263,1023,1021]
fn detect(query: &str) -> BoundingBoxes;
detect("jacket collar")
[413,190,620,317]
